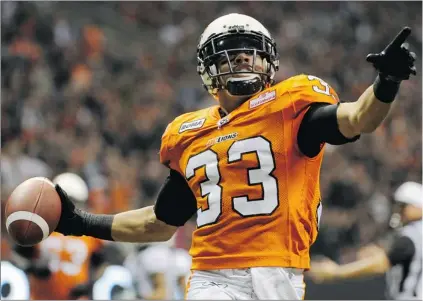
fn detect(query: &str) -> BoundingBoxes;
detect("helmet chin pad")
[225,75,263,96]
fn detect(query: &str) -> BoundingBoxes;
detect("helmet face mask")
[197,15,279,97]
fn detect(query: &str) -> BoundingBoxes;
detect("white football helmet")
[197,13,279,97]
[393,181,422,208]
[389,181,422,228]
[52,172,89,203]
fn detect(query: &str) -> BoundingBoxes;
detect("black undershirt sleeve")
[154,169,197,227]
[298,103,361,157]
[386,235,415,266]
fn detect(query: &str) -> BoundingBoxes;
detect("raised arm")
[337,27,417,138]
[298,27,416,157]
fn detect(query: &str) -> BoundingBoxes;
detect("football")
[5,177,62,246]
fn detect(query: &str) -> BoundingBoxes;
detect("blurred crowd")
[1,1,421,299]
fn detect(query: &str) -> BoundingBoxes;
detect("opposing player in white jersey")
[124,244,191,300]
[124,243,175,299]
[309,181,422,300]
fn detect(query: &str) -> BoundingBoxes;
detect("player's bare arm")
[111,207,176,242]
[53,170,196,243]
[297,27,416,158]
[308,246,390,283]
[309,235,416,283]
[337,27,417,138]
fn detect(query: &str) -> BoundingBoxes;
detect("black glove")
[55,184,115,240]
[367,27,417,82]
[55,184,86,236]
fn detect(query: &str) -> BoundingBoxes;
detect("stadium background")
[1,1,421,300]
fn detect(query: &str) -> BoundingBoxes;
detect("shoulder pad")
[286,74,340,114]
[159,108,211,168]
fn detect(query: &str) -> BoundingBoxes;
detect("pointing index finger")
[385,27,411,52]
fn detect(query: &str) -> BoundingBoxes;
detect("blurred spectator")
[1,128,52,200]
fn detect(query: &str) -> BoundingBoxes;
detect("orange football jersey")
[30,232,103,300]
[160,74,339,270]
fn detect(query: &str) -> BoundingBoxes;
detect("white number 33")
[307,75,333,97]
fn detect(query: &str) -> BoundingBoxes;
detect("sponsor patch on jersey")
[206,132,238,147]
[179,118,206,133]
[249,90,276,109]
[217,116,230,129]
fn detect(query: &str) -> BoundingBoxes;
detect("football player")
[308,181,422,300]
[52,14,417,300]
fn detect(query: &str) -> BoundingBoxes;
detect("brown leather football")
[5,177,62,246]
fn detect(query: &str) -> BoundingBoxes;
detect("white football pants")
[186,267,305,300]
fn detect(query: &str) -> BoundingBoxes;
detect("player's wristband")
[80,210,115,241]
[373,74,401,103]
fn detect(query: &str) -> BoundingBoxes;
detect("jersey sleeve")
[159,121,180,170]
[289,74,339,115]
[286,74,343,156]
[160,111,208,171]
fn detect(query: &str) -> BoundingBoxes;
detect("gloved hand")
[366,27,417,82]
[54,184,85,236]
